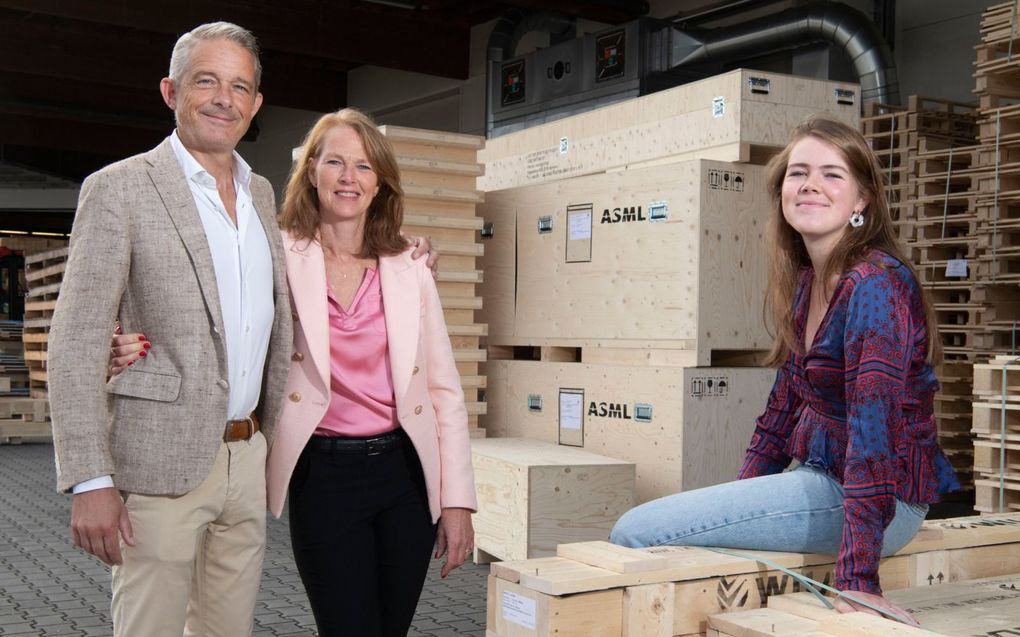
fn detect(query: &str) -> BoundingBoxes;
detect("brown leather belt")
[224,413,260,442]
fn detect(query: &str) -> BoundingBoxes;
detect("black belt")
[307,431,403,455]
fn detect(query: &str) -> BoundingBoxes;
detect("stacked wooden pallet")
[0,396,50,444]
[860,97,978,231]
[379,125,488,434]
[860,96,984,496]
[477,70,861,506]
[485,512,1020,636]
[22,247,66,399]
[712,575,1020,637]
[972,355,1020,512]
[0,320,28,397]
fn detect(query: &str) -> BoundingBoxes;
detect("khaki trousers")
[111,432,267,637]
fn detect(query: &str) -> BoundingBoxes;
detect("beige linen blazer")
[48,138,292,495]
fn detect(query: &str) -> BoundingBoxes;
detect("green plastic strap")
[705,547,915,625]
[887,110,897,202]
[940,146,954,241]
[999,354,1020,512]
[1008,0,1017,63]
[992,110,1003,282]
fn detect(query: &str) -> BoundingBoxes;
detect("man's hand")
[109,329,149,376]
[71,487,135,566]
[406,234,440,279]
[434,507,473,578]
[834,590,920,626]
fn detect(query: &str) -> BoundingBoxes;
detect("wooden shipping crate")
[712,573,1020,637]
[479,159,771,363]
[478,69,859,191]
[472,438,635,563]
[485,512,1020,637]
[481,360,774,502]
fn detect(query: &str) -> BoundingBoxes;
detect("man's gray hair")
[168,21,262,89]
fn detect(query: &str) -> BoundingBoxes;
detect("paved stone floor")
[0,443,488,636]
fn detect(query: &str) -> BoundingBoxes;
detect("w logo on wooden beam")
[717,576,749,609]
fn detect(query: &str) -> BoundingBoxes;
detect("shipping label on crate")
[689,374,731,398]
[502,590,537,629]
[708,168,745,191]
[566,204,593,263]
[559,388,584,447]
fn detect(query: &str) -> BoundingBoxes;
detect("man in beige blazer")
[48,22,291,636]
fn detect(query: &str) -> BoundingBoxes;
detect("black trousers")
[288,432,437,637]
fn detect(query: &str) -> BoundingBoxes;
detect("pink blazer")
[266,231,477,522]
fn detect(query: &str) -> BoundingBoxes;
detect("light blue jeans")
[611,465,927,556]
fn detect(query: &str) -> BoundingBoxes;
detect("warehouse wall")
[896,1,991,103]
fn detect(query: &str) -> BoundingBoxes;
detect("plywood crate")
[479,159,770,364]
[478,69,860,191]
[472,438,634,563]
[379,125,489,428]
[711,573,1020,637]
[485,512,1020,637]
[481,360,773,503]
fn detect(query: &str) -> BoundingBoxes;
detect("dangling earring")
[849,210,865,228]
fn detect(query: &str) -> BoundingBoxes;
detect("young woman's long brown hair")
[279,107,408,258]
[762,116,941,366]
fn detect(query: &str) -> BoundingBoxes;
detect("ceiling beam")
[0,14,346,113]
[0,1,470,78]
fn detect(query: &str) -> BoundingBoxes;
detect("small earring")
[849,210,865,228]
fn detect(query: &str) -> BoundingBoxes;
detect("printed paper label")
[559,391,584,430]
[502,590,537,629]
[713,96,726,118]
[568,210,592,241]
[945,259,968,277]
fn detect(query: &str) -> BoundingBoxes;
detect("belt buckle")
[242,415,255,440]
[366,439,384,456]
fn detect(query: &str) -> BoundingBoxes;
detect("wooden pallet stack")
[860,98,982,466]
[379,125,488,435]
[960,0,1020,507]
[476,70,861,520]
[861,97,978,233]
[22,247,67,399]
[972,355,1020,512]
[485,512,1020,636]
[0,320,29,397]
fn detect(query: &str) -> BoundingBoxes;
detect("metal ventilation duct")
[487,1,899,137]
[671,1,900,105]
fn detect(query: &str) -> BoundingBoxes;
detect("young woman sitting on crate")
[610,116,959,625]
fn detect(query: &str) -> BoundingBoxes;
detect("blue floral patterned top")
[738,249,960,593]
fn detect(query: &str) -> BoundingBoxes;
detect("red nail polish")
[143,342,152,349]
[127,361,134,366]
[138,335,147,342]
[138,351,147,358]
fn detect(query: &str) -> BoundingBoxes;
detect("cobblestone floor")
[0,443,487,636]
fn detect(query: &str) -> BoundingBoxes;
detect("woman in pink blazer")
[268,107,476,636]
[112,107,477,636]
